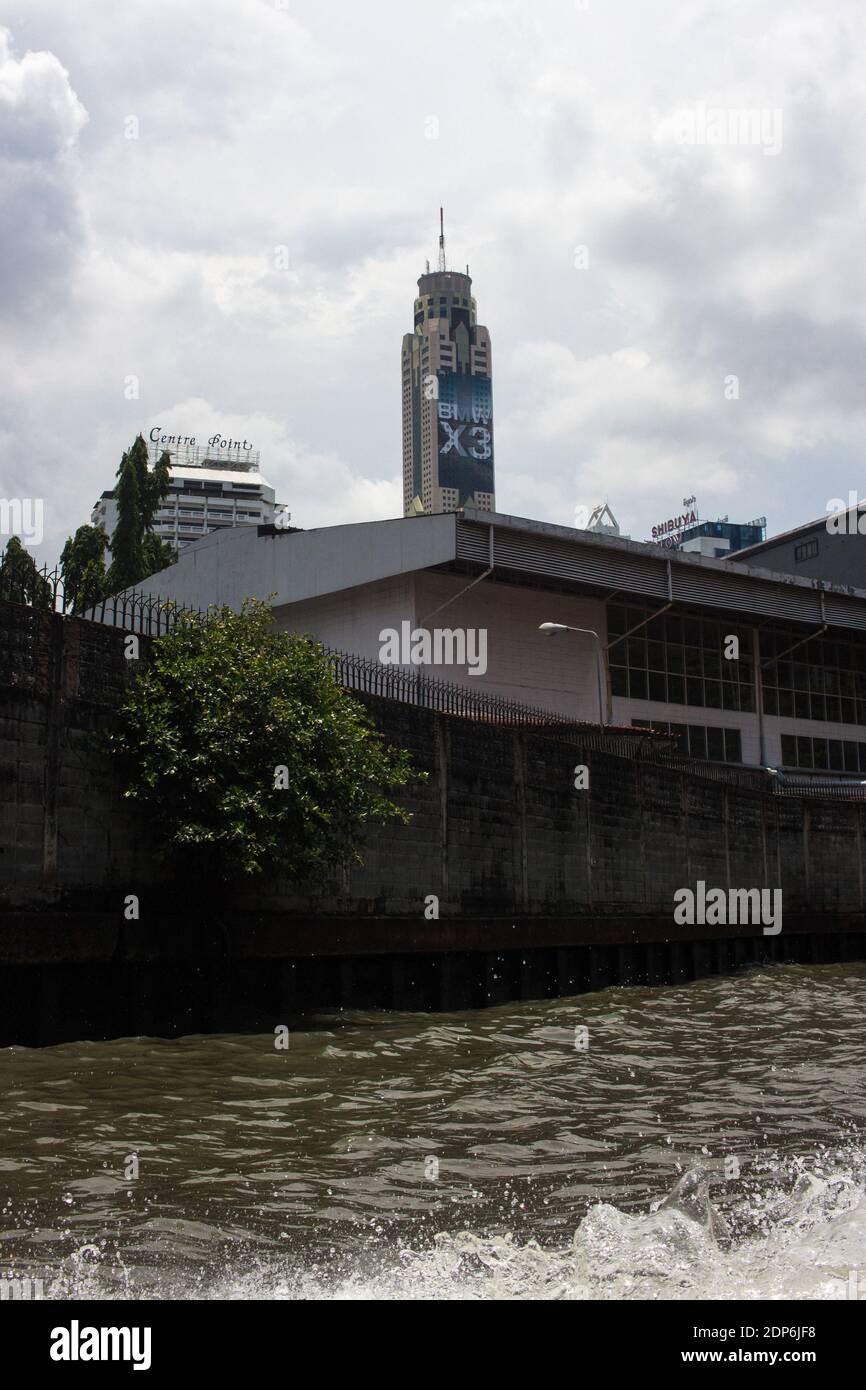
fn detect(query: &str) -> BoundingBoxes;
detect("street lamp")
[539,622,606,726]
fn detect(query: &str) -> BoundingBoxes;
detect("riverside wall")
[1,601,864,1043]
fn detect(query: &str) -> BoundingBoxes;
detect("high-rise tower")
[401,211,495,515]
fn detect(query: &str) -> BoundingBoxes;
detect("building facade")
[732,503,866,586]
[92,440,283,551]
[122,507,866,778]
[675,517,767,559]
[401,213,495,516]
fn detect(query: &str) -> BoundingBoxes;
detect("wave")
[39,1155,866,1301]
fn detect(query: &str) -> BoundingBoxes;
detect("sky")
[2,0,866,567]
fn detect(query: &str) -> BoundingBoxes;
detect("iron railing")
[324,647,585,729]
[764,772,866,801]
[83,588,201,637]
[652,752,770,793]
[0,562,201,637]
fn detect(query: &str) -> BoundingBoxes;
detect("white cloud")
[0,27,87,317]
[2,0,866,565]
[149,399,402,530]
[0,26,87,159]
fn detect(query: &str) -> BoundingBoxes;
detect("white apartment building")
[91,440,285,551]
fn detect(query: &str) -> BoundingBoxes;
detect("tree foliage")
[142,531,176,578]
[106,600,417,882]
[57,434,174,602]
[0,535,52,607]
[106,434,173,593]
[59,524,110,613]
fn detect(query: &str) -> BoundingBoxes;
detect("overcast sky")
[2,0,865,566]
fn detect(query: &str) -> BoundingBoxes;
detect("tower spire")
[438,206,446,271]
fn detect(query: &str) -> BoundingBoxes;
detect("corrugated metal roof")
[491,529,669,599]
[455,513,866,632]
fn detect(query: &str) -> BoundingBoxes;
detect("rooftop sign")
[149,427,255,452]
[648,494,699,548]
[147,429,261,472]
[651,509,698,547]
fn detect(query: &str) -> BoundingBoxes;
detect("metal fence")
[653,752,770,793]
[0,562,202,637]
[765,773,866,801]
[325,647,589,729]
[82,589,202,637]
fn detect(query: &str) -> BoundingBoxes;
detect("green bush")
[107,599,417,882]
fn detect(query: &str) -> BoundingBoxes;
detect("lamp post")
[538,622,606,726]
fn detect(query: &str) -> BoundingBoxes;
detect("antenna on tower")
[438,206,446,271]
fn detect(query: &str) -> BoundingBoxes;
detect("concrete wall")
[274,574,419,661]
[2,601,865,1042]
[2,602,865,923]
[412,571,606,717]
[275,569,610,721]
[125,513,458,612]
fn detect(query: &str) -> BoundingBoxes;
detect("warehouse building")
[126,506,866,774]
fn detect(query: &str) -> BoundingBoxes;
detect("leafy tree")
[59,524,110,613]
[106,434,173,593]
[142,532,176,577]
[58,435,175,602]
[0,535,52,608]
[106,446,144,592]
[106,599,417,882]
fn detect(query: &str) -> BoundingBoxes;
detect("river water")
[1,962,864,1301]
